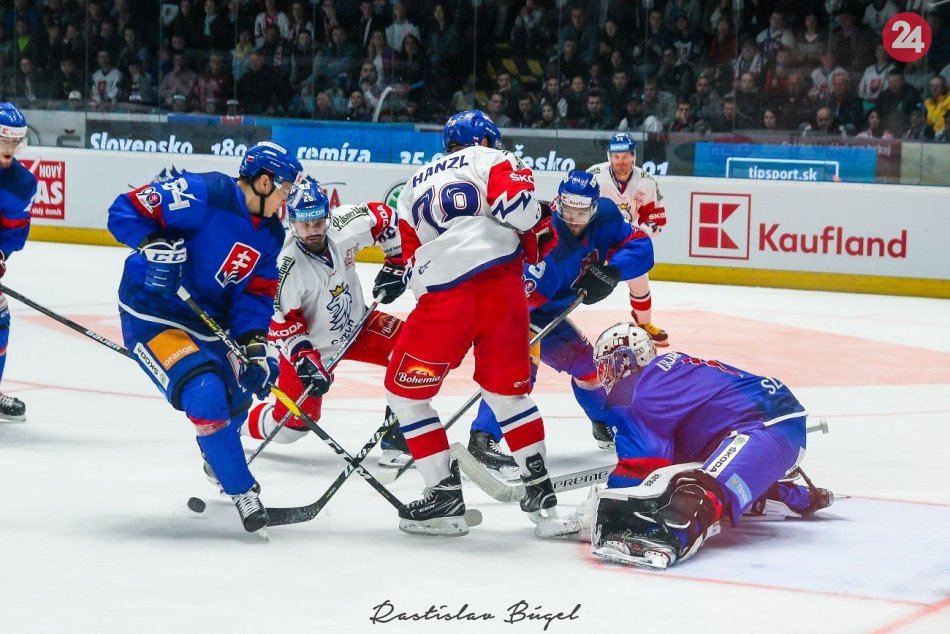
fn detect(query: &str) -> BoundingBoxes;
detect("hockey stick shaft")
[0,283,132,359]
[246,299,381,466]
[383,291,587,483]
[176,286,403,507]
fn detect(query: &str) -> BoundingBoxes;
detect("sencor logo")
[689,193,751,260]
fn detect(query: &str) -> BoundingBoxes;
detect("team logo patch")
[523,277,537,294]
[392,353,449,390]
[130,184,163,219]
[215,243,261,287]
[367,312,400,338]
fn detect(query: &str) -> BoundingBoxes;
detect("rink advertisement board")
[20,157,66,220]
[694,143,878,183]
[85,120,273,156]
[19,147,949,296]
[271,122,444,165]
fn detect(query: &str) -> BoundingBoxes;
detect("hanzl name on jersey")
[411,154,471,187]
[215,243,261,287]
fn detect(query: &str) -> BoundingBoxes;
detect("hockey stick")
[378,291,588,484]
[245,298,381,466]
[176,285,482,527]
[0,283,132,359]
[455,419,832,503]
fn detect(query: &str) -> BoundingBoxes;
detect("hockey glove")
[372,258,406,304]
[519,202,559,265]
[572,261,620,305]
[642,221,662,236]
[292,347,332,396]
[238,334,280,399]
[140,236,187,294]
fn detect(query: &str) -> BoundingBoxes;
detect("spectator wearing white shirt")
[385,2,420,52]
[863,0,898,36]
[90,50,124,104]
[858,44,894,103]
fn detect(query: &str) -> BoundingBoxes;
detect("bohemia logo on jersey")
[215,243,261,287]
[20,159,66,220]
[689,193,751,260]
[393,353,449,389]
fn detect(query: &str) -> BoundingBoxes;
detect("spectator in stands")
[587,63,608,91]
[832,7,874,75]
[367,29,396,81]
[316,26,360,91]
[617,94,662,133]
[809,51,846,102]
[196,52,233,114]
[533,101,559,129]
[237,51,282,115]
[756,11,794,61]
[690,74,723,127]
[858,44,894,104]
[933,112,950,141]
[313,90,340,120]
[9,56,49,105]
[169,0,204,51]
[597,20,628,68]
[486,91,512,127]
[794,11,826,69]
[773,70,815,131]
[204,0,235,52]
[560,6,598,66]
[450,76,476,112]
[668,98,698,132]
[548,39,587,87]
[345,90,372,121]
[353,1,379,53]
[876,69,922,136]
[260,24,292,79]
[289,1,314,45]
[672,13,703,68]
[426,3,462,91]
[904,104,935,140]
[386,2,420,51]
[44,23,67,70]
[393,34,427,101]
[639,9,672,81]
[564,74,589,124]
[512,0,547,56]
[856,108,893,139]
[709,95,740,132]
[125,58,155,106]
[12,18,43,66]
[160,52,198,110]
[707,15,737,72]
[289,30,316,91]
[513,93,537,128]
[90,49,124,105]
[733,72,764,129]
[732,38,764,90]
[663,0,702,32]
[117,28,150,77]
[85,2,106,53]
[99,21,122,63]
[606,69,632,122]
[539,76,568,120]
[925,76,950,134]
[762,47,792,98]
[62,23,86,66]
[578,90,613,129]
[823,71,865,135]
[863,0,898,36]
[802,107,848,137]
[495,72,524,120]
[643,78,676,129]
[656,47,693,98]
[359,62,388,110]
[231,29,255,82]
[254,0,291,48]
[762,108,779,133]
[49,56,84,103]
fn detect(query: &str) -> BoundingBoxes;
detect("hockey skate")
[637,322,669,347]
[744,470,835,521]
[520,453,558,523]
[591,421,615,450]
[231,485,268,533]
[592,533,679,570]
[378,408,413,470]
[467,431,520,480]
[398,460,469,536]
[0,393,26,422]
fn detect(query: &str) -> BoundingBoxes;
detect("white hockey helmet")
[594,322,657,392]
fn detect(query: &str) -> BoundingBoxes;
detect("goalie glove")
[372,258,406,304]
[571,260,620,305]
[237,333,279,399]
[139,235,187,294]
[519,201,559,265]
[292,346,332,396]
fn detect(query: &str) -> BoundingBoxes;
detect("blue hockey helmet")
[594,322,657,392]
[606,132,636,156]
[287,176,330,222]
[556,169,599,227]
[240,141,303,189]
[442,110,503,151]
[0,103,28,141]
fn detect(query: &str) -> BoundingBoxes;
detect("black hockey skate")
[519,453,558,523]
[467,430,519,479]
[378,407,413,469]
[591,421,614,450]
[0,393,26,422]
[398,460,469,536]
[745,469,834,521]
[232,485,268,533]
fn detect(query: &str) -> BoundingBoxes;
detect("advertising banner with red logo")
[19,158,66,220]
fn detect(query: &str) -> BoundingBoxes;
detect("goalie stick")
[177,285,482,529]
[453,419,832,503]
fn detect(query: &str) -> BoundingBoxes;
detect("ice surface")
[1,242,948,634]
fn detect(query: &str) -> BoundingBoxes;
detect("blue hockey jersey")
[108,171,284,341]
[0,158,36,259]
[606,351,806,487]
[524,197,653,321]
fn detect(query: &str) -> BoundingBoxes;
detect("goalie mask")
[594,322,657,392]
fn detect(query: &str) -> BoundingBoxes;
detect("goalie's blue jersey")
[108,171,284,340]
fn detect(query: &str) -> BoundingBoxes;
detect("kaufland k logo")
[215,243,261,287]
[689,193,751,260]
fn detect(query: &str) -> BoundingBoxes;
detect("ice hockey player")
[0,103,36,422]
[466,170,654,472]
[536,323,833,569]
[107,141,303,533]
[385,109,560,536]
[242,177,410,457]
[587,133,669,346]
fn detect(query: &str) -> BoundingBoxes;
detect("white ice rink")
[1,242,948,634]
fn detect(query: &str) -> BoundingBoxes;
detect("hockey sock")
[196,423,255,496]
[571,375,608,422]
[482,391,546,477]
[629,291,652,324]
[469,399,504,442]
[244,402,307,444]
[387,393,451,487]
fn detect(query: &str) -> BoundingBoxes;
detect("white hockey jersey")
[396,145,540,295]
[269,202,400,362]
[587,162,667,231]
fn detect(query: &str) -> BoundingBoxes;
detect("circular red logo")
[882,12,932,63]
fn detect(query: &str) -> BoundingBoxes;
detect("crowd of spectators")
[2,0,950,141]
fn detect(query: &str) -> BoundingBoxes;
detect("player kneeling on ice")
[242,177,409,453]
[536,323,833,569]
[108,142,303,534]
[465,170,654,472]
